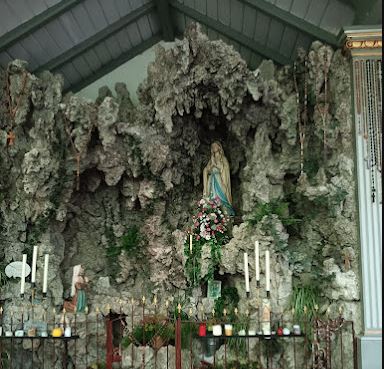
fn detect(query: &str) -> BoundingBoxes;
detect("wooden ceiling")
[0,0,380,92]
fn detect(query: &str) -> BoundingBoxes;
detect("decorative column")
[343,26,382,369]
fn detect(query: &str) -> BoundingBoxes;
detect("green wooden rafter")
[0,0,83,54]
[35,2,156,73]
[169,0,291,65]
[239,0,340,46]
[66,34,162,93]
[155,0,175,41]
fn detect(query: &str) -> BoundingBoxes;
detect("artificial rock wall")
[0,23,360,367]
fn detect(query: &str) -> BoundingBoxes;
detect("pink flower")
[214,219,218,224]
[196,235,200,240]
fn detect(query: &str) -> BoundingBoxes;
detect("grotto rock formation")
[0,24,360,369]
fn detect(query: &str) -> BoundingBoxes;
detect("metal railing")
[0,302,357,369]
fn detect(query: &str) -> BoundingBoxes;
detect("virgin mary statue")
[63,264,88,313]
[203,142,235,216]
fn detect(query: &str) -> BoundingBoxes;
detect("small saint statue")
[261,299,271,334]
[63,265,89,313]
[203,142,235,216]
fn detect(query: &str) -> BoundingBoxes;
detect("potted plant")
[123,315,174,351]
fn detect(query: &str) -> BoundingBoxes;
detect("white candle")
[43,254,49,293]
[265,250,270,292]
[255,241,260,282]
[189,234,193,253]
[20,254,27,295]
[243,252,250,292]
[31,246,38,284]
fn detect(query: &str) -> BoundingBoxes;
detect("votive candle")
[20,254,27,295]
[43,254,49,293]
[189,234,193,253]
[265,250,270,292]
[244,252,250,293]
[31,245,38,284]
[255,241,260,282]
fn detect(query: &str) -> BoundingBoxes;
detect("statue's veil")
[71,264,82,297]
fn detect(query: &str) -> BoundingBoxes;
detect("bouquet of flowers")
[184,196,230,286]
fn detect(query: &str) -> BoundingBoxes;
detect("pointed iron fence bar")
[340,327,344,369]
[142,301,146,369]
[131,302,134,369]
[175,313,182,369]
[96,311,100,367]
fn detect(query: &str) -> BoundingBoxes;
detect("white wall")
[77,40,175,104]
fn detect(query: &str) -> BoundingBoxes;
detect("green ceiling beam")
[36,2,156,73]
[239,0,340,47]
[155,0,175,41]
[0,0,83,54]
[169,0,290,65]
[67,34,162,93]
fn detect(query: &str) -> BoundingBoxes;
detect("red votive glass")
[199,323,207,336]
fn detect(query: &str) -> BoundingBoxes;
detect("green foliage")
[247,198,300,228]
[215,360,260,369]
[290,285,318,323]
[184,236,229,287]
[106,226,146,259]
[261,217,289,254]
[122,315,196,350]
[180,321,198,350]
[290,283,321,351]
[312,188,348,217]
[105,226,146,279]
[184,240,203,287]
[27,209,55,246]
[214,287,240,321]
[227,314,249,355]
[122,317,174,348]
